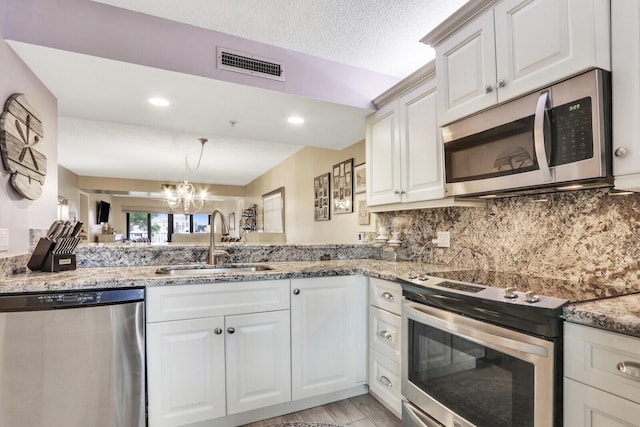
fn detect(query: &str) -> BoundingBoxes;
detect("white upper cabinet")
[430,0,611,125]
[435,9,497,124]
[612,0,640,190]
[366,72,444,207]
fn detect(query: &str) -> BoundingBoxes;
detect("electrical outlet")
[0,229,8,252]
[431,231,450,248]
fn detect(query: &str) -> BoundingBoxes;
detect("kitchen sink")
[156,265,273,275]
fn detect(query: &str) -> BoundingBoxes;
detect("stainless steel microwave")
[442,69,612,198]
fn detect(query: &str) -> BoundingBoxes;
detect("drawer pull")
[379,330,393,340]
[379,376,393,387]
[382,292,394,301]
[617,361,640,381]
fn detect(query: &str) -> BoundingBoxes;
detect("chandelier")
[165,138,208,214]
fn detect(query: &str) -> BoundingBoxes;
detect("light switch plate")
[0,229,8,252]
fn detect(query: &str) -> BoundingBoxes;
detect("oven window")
[408,319,534,427]
[445,115,538,183]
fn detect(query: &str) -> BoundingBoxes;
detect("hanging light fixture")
[165,138,208,214]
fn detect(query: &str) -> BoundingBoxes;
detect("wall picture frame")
[332,158,354,214]
[354,163,366,194]
[314,173,331,221]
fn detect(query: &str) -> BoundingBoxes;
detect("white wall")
[0,37,58,256]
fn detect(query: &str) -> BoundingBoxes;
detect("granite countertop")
[2,258,639,338]
[562,293,640,338]
[0,259,455,294]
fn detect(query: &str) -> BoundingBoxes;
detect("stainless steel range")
[398,269,579,427]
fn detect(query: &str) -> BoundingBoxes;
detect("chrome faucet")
[208,209,230,265]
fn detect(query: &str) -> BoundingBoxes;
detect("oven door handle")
[534,90,553,183]
[403,302,550,358]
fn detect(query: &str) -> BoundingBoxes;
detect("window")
[127,212,209,242]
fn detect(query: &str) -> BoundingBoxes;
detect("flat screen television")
[97,201,110,224]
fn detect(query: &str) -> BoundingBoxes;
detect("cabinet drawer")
[147,280,290,322]
[564,377,640,427]
[369,349,401,418]
[370,306,401,363]
[564,322,640,404]
[370,278,402,315]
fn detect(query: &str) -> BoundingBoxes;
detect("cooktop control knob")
[504,287,518,299]
[524,291,540,303]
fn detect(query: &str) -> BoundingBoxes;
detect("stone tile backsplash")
[376,189,640,291]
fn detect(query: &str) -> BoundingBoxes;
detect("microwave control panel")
[550,97,593,166]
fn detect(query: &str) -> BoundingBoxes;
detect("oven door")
[442,88,553,197]
[401,301,556,427]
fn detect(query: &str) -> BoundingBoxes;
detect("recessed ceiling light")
[148,97,170,107]
[288,116,304,124]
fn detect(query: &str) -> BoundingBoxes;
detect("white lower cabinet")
[563,322,640,427]
[290,276,367,400]
[368,278,402,418]
[225,310,291,415]
[146,280,290,427]
[147,276,367,427]
[147,317,227,427]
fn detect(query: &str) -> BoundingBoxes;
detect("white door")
[147,317,226,427]
[225,310,291,415]
[291,276,367,400]
[366,103,402,206]
[494,0,610,103]
[436,8,497,125]
[399,79,444,203]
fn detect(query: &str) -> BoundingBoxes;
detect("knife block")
[27,237,79,272]
[42,253,77,272]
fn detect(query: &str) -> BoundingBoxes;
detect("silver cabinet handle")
[615,147,627,158]
[379,376,392,387]
[484,84,493,94]
[293,288,300,295]
[214,328,223,335]
[496,79,506,88]
[379,330,393,340]
[382,292,394,301]
[394,190,400,195]
[534,91,553,183]
[227,327,235,334]
[617,361,640,381]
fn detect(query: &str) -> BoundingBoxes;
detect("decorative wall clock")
[0,93,47,200]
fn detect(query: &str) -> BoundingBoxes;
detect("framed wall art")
[314,173,330,221]
[332,158,353,214]
[354,163,366,194]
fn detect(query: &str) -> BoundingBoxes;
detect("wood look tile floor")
[242,394,401,427]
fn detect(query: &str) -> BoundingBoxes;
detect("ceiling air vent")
[217,47,285,82]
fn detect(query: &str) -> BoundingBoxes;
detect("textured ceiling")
[10,1,469,189]
[92,0,468,78]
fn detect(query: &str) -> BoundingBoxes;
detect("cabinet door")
[290,276,367,400]
[612,0,640,185]
[366,103,402,206]
[564,378,640,427]
[436,8,497,125]
[225,310,291,415]
[494,0,610,104]
[147,317,226,427]
[398,79,444,203]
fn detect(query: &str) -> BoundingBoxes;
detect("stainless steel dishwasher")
[0,288,145,427]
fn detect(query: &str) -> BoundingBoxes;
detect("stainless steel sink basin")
[156,265,273,275]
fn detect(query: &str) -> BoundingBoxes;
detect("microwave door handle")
[534,91,553,182]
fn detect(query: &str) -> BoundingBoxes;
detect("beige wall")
[244,140,373,243]
[0,39,58,256]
